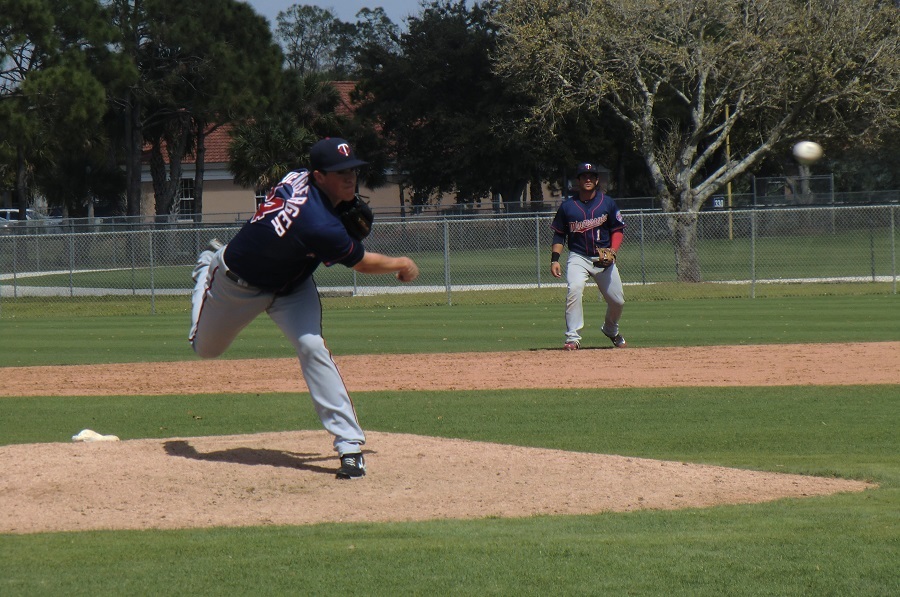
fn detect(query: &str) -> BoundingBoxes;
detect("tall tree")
[496,0,900,281]
[335,7,401,77]
[0,0,113,216]
[108,0,148,217]
[353,7,401,56]
[275,6,402,78]
[33,118,127,217]
[276,5,340,74]
[107,0,275,219]
[188,0,280,219]
[136,0,281,219]
[356,0,550,208]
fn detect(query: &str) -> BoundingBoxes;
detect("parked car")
[0,215,12,232]
[0,208,38,220]
[0,208,63,232]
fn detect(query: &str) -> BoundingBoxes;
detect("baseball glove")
[594,247,617,268]
[336,195,374,240]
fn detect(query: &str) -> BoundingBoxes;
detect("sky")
[246,0,427,27]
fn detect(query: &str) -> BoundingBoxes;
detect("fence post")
[443,219,452,306]
[892,206,897,295]
[870,222,876,282]
[13,234,18,298]
[130,232,137,295]
[68,233,75,297]
[639,210,646,285]
[535,214,542,289]
[149,230,156,315]
[750,210,757,299]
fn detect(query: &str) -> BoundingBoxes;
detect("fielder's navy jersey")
[223,170,365,292]
[550,192,625,258]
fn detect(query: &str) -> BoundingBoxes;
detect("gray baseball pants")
[189,247,365,456]
[564,252,625,344]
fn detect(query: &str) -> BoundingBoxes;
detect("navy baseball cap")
[576,162,600,176]
[310,137,369,172]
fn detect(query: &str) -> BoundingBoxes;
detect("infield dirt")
[1,342,895,534]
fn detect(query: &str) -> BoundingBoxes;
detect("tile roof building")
[140,81,404,221]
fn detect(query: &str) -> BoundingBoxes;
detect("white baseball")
[792,141,823,165]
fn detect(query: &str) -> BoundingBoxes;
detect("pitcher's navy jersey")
[224,170,365,292]
[550,192,625,258]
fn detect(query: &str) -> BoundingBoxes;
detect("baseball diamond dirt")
[1,342,895,534]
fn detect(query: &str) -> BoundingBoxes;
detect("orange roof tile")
[141,124,233,165]
[199,125,232,164]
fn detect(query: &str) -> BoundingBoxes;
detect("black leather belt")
[225,269,252,288]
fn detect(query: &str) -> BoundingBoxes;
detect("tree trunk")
[194,120,206,222]
[669,212,702,282]
[15,144,27,219]
[149,116,190,219]
[149,144,173,216]
[798,164,813,204]
[529,175,543,209]
[497,178,527,211]
[125,94,143,218]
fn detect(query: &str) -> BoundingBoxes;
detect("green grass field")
[0,284,897,366]
[0,292,898,595]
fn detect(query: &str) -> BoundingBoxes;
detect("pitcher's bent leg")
[267,280,365,455]
[189,248,217,340]
[189,250,270,359]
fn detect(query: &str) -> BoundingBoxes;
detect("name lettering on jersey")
[250,170,310,237]
[569,214,608,233]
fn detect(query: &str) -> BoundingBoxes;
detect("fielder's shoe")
[564,340,580,351]
[605,332,627,348]
[336,452,366,479]
[205,238,224,253]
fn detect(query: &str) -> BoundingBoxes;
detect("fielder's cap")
[310,137,369,172]
[576,162,600,176]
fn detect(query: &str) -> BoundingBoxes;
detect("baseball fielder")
[550,162,626,350]
[189,138,419,479]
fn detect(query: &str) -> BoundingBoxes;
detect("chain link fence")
[1,205,896,316]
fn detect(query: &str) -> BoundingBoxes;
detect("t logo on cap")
[576,162,600,176]
[310,137,369,172]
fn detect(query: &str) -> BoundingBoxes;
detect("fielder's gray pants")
[189,248,365,455]
[564,252,625,344]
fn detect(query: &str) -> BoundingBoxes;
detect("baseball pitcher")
[189,138,419,479]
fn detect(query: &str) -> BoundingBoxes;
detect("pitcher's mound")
[0,430,872,534]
